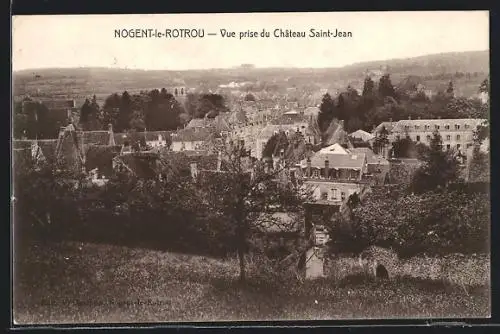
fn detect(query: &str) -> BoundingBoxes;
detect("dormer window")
[464,124,470,129]
[445,124,450,130]
[455,124,460,130]
[415,125,420,130]
[425,125,430,130]
[313,170,320,178]
[435,125,440,130]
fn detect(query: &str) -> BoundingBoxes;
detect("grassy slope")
[13,242,490,324]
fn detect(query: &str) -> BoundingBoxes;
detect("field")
[12,50,489,107]
[13,241,490,324]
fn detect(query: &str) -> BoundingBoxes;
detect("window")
[416,135,421,142]
[455,124,460,130]
[331,189,338,200]
[435,125,440,130]
[445,125,450,130]
[446,144,451,150]
[415,125,420,130]
[467,143,473,149]
[464,124,470,129]
[446,135,451,141]
[321,192,328,200]
[313,170,320,178]
[456,134,461,141]
[426,135,431,141]
[341,192,346,200]
[457,144,461,150]
[425,125,430,130]
[405,125,409,130]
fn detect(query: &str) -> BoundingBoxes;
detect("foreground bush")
[328,184,489,257]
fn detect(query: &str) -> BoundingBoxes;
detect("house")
[254,122,316,160]
[113,131,172,150]
[171,127,214,152]
[349,129,375,144]
[349,147,390,185]
[296,147,369,206]
[374,118,487,156]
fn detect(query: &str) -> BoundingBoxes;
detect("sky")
[12,11,489,71]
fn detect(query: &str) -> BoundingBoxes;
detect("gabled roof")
[325,121,351,147]
[319,143,349,155]
[113,152,160,179]
[349,147,389,165]
[300,152,366,170]
[85,145,121,177]
[77,131,113,147]
[349,129,375,142]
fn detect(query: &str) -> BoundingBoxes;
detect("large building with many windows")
[373,118,487,154]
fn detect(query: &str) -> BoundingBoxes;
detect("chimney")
[389,118,392,124]
[408,115,412,120]
[190,162,198,180]
[324,159,329,178]
[306,157,312,177]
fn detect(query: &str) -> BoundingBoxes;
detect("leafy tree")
[346,185,490,257]
[378,74,397,100]
[79,97,101,131]
[317,93,337,133]
[196,141,309,282]
[362,76,375,97]
[262,131,289,158]
[446,81,454,96]
[411,130,460,193]
[117,91,133,132]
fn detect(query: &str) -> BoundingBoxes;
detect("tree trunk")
[238,245,246,283]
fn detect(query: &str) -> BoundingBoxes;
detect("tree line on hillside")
[317,75,489,139]
[13,91,230,139]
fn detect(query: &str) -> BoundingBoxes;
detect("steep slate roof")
[85,145,121,177]
[319,143,349,155]
[77,131,113,147]
[373,122,396,134]
[13,139,58,165]
[349,147,389,165]
[300,152,366,170]
[325,121,351,147]
[113,152,160,179]
[349,129,375,142]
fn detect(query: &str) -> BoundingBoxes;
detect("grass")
[13,241,490,324]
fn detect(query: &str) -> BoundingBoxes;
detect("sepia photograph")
[11,11,490,324]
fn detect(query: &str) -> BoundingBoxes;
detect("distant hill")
[13,50,489,103]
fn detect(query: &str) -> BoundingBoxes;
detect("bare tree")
[195,139,311,282]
